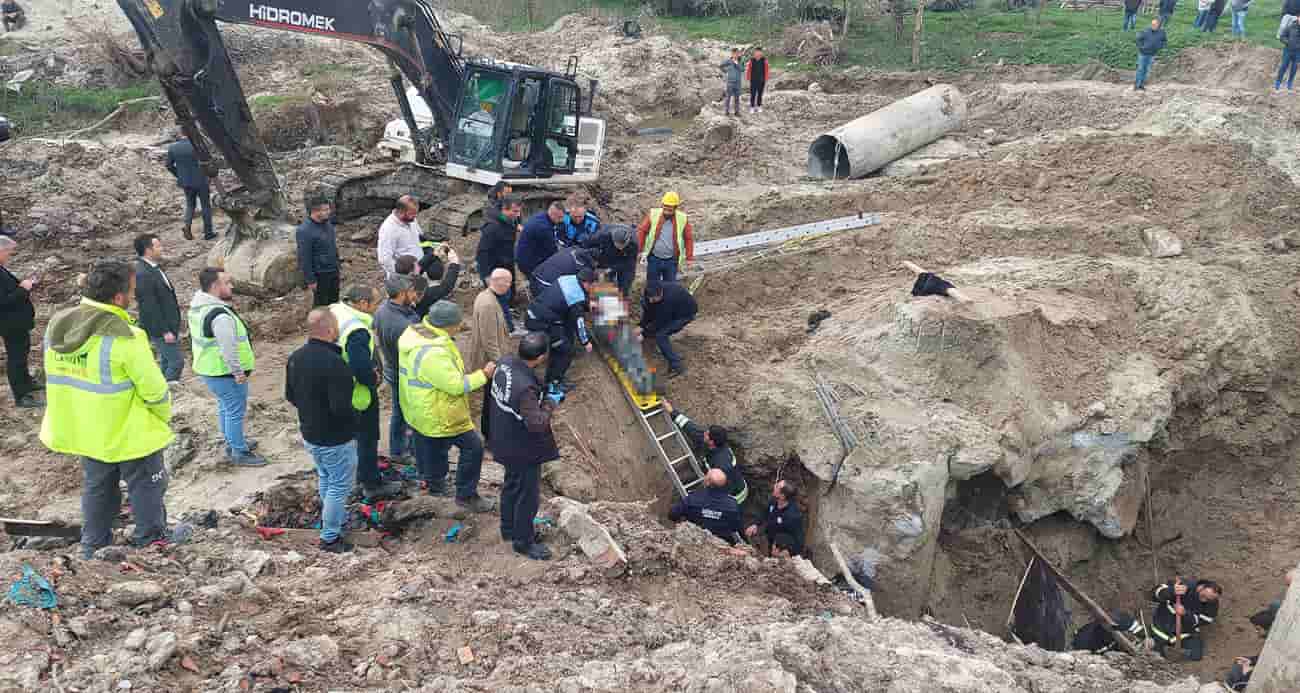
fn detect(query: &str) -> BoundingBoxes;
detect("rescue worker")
[40,260,175,559]
[487,331,557,561]
[558,192,600,247]
[745,479,804,556]
[523,268,595,399]
[475,195,522,334]
[1149,577,1222,661]
[1226,656,1258,691]
[397,300,496,512]
[668,468,742,544]
[516,202,564,286]
[330,285,401,501]
[637,191,694,283]
[530,247,595,298]
[662,399,746,503]
[581,222,638,297]
[1071,611,1146,654]
[189,267,266,467]
[635,278,697,378]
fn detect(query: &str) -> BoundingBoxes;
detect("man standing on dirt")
[134,234,183,383]
[467,269,513,439]
[635,279,697,379]
[0,236,42,408]
[330,285,402,501]
[189,268,267,467]
[487,331,558,561]
[285,308,359,554]
[377,195,424,280]
[1135,19,1168,91]
[297,196,341,308]
[475,195,523,334]
[637,191,694,284]
[669,468,743,544]
[720,48,744,117]
[516,202,564,294]
[1149,577,1221,660]
[745,479,804,557]
[374,274,425,463]
[398,300,497,513]
[1277,19,1300,91]
[41,260,174,559]
[166,133,215,241]
[746,47,770,114]
[1124,0,1143,31]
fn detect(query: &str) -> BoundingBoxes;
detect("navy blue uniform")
[558,210,601,247]
[530,248,593,299]
[640,281,697,372]
[669,487,742,543]
[671,408,746,502]
[524,275,590,385]
[515,211,560,277]
[1149,579,1219,661]
[488,355,559,551]
[760,500,804,556]
[581,228,638,296]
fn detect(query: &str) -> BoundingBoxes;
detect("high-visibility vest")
[330,302,378,411]
[641,208,689,271]
[188,301,255,376]
[40,298,174,462]
[397,320,486,438]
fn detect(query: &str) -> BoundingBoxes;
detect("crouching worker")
[1150,577,1221,661]
[744,479,804,557]
[1071,610,1146,654]
[662,400,746,503]
[669,469,742,545]
[40,260,176,559]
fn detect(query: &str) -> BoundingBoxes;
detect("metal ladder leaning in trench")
[634,403,709,499]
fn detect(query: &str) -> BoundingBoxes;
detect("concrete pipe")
[808,84,967,180]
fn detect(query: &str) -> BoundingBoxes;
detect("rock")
[790,556,831,585]
[11,651,50,689]
[116,680,132,690]
[702,122,734,148]
[240,550,271,577]
[1141,227,1183,258]
[548,498,629,577]
[67,617,90,638]
[124,628,148,650]
[457,646,474,665]
[145,632,178,671]
[108,581,165,607]
[1033,172,1050,191]
[281,635,339,669]
[808,82,822,93]
[1091,172,1118,187]
[93,546,129,563]
[284,551,305,564]
[382,495,466,525]
[471,610,500,627]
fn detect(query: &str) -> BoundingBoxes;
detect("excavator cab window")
[539,80,579,175]
[502,77,543,172]
[450,70,510,172]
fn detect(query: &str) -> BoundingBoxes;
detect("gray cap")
[427,300,462,327]
[384,273,413,298]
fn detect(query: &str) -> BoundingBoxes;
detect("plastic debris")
[7,563,58,609]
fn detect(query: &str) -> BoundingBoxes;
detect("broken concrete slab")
[1141,227,1183,258]
[548,497,629,578]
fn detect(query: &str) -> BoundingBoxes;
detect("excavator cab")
[446,62,587,184]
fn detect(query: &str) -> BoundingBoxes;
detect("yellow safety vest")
[641,208,690,272]
[39,298,174,462]
[330,302,378,411]
[397,320,486,438]
[188,302,255,376]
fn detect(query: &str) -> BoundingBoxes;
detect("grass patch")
[0,82,157,136]
[249,93,310,114]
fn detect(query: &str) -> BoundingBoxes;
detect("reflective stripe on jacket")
[330,302,378,411]
[640,208,692,271]
[188,302,254,376]
[397,319,487,438]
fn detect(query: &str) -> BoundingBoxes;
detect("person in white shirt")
[377,195,424,279]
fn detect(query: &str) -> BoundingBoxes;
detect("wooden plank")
[2,518,81,538]
[829,542,879,621]
[1006,556,1035,634]
[1014,530,1139,656]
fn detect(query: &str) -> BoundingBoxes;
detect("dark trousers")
[2,329,33,401]
[312,271,340,307]
[653,317,692,370]
[183,186,214,238]
[526,318,573,384]
[647,255,678,283]
[608,263,635,296]
[355,398,381,486]
[80,452,168,558]
[500,461,541,549]
[150,337,184,382]
[1203,10,1222,31]
[414,430,483,500]
[1278,48,1300,89]
[1154,634,1204,661]
[750,81,766,107]
[384,374,410,458]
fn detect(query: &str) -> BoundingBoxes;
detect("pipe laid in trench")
[807,84,967,180]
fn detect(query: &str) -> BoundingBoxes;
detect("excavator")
[117,0,606,294]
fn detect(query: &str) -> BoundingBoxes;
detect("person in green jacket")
[40,260,177,559]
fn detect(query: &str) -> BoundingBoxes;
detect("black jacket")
[285,338,357,446]
[669,486,742,544]
[487,355,559,466]
[0,264,35,333]
[475,212,517,278]
[640,282,698,333]
[134,258,181,339]
[1137,27,1167,55]
[672,408,745,499]
[1150,579,1219,641]
[581,228,638,277]
[1285,21,1300,51]
[295,218,340,286]
[165,139,208,190]
[1287,0,1300,15]
[1159,0,1177,13]
[415,261,461,319]
[1226,656,1258,691]
[374,299,418,382]
[1124,0,1142,11]
[760,500,804,555]
[531,248,592,289]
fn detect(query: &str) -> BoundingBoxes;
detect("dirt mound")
[1164,43,1280,92]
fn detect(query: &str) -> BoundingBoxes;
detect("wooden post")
[912,2,926,66]
[829,542,879,620]
[1250,562,1300,692]
[1006,556,1036,636]
[1014,530,1140,656]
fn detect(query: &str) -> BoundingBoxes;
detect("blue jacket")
[295,218,340,286]
[526,275,590,345]
[558,211,601,248]
[581,228,638,276]
[166,139,208,190]
[531,248,593,291]
[1137,27,1167,55]
[669,487,742,543]
[516,212,560,276]
[639,281,698,334]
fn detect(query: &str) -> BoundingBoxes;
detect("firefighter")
[668,469,742,544]
[661,399,746,504]
[1149,577,1221,661]
[1071,610,1146,654]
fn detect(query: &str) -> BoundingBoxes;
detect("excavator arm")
[117,0,465,224]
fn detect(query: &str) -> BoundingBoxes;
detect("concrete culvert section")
[807,84,968,179]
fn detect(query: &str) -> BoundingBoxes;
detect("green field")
[0,82,158,136]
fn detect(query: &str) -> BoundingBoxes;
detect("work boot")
[456,495,496,514]
[15,394,44,408]
[181,226,193,241]
[319,537,353,554]
[556,379,578,393]
[513,542,552,561]
[426,482,451,497]
[667,364,687,379]
[363,480,403,501]
[202,232,218,241]
[228,450,269,467]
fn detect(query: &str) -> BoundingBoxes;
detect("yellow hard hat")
[661,191,681,207]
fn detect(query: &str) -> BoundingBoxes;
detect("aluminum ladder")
[635,403,707,499]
